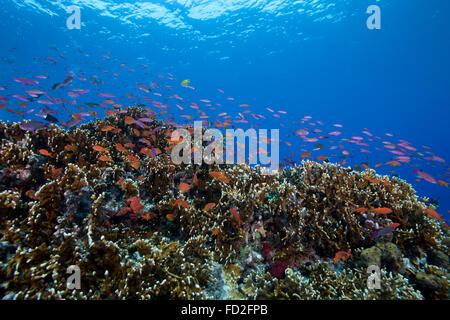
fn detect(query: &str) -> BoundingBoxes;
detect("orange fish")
[211,227,219,236]
[210,171,230,184]
[203,203,216,211]
[373,208,393,214]
[93,145,106,152]
[130,161,140,169]
[386,161,401,167]
[333,249,351,264]
[124,116,134,125]
[173,199,190,209]
[178,182,192,193]
[137,175,145,182]
[115,143,128,153]
[230,208,242,225]
[72,113,83,121]
[317,156,328,161]
[101,125,115,132]
[126,155,139,162]
[51,166,62,178]
[370,179,380,184]
[300,152,311,158]
[140,148,152,156]
[39,149,52,157]
[425,207,443,220]
[64,144,75,152]
[99,155,111,162]
[386,223,400,228]
[437,180,448,187]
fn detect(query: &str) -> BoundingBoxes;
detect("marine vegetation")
[0,107,448,300]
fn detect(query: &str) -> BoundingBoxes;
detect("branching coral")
[0,107,448,300]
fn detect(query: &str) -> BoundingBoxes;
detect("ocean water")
[1,0,448,217]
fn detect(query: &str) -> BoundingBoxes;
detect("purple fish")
[137,118,153,123]
[13,95,29,102]
[35,106,57,117]
[371,227,395,240]
[152,126,161,134]
[60,118,81,129]
[133,120,145,129]
[19,120,47,132]
[14,77,38,85]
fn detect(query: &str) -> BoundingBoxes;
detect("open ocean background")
[0,0,449,218]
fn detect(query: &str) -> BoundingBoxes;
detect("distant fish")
[371,227,395,240]
[19,120,47,132]
[60,118,80,129]
[414,169,437,184]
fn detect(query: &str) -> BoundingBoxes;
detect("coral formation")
[0,107,448,299]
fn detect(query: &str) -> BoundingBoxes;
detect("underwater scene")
[0,0,449,302]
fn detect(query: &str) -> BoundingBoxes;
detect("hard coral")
[0,107,448,300]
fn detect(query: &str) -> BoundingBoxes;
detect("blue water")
[1,0,449,218]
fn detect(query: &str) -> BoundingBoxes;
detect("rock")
[427,249,449,270]
[378,242,405,274]
[360,246,381,268]
[414,272,447,299]
[360,243,405,274]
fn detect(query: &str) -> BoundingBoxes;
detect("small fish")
[372,208,393,214]
[230,208,242,225]
[386,223,400,228]
[300,152,311,158]
[333,249,351,264]
[203,203,216,211]
[115,143,128,153]
[39,149,52,157]
[425,207,443,220]
[414,169,437,184]
[93,145,107,152]
[98,155,111,162]
[101,125,115,132]
[173,199,190,209]
[371,227,395,240]
[210,171,230,184]
[178,182,192,193]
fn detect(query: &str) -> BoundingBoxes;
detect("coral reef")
[0,107,448,300]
